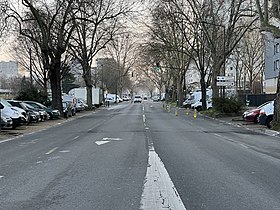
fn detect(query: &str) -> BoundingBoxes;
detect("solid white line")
[239,143,249,149]
[45,147,58,155]
[0,138,16,144]
[140,147,186,210]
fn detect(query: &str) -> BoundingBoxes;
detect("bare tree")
[105,31,139,100]
[69,0,134,109]
[4,0,78,113]
[238,29,264,93]
[142,3,191,105]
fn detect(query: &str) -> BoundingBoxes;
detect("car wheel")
[253,115,259,123]
[266,115,273,129]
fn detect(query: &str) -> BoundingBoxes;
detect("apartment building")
[263,31,280,94]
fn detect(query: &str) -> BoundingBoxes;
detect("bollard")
[194,109,197,118]
[175,107,178,116]
[186,108,189,115]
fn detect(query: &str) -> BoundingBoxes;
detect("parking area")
[0,109,94,142]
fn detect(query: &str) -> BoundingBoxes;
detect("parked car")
[62,95,77,116]
[1,112,13,128]
[76,98,86,112]
[10,106,29,125]
[0,98,23,128]
[105,97,114,105]
[24,101,60,119]
[259,100,274,128]
[133,95,142,103]
[8,100,41,123]
[62,101,73,118]
[242,100,273,123]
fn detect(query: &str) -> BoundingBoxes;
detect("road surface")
[1,101,280,209]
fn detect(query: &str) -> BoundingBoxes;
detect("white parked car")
[259,100,274,128]
[0,98,23,128]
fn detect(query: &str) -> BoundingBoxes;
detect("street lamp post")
[29,48,33,86]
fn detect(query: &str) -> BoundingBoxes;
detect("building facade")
[263,31,280,94]
[0,61,19,78]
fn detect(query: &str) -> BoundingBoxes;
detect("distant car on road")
[152,96,160,102]
[133,95,142,103]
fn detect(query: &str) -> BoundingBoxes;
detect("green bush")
[16,86,50,106]
[213,97,243,113]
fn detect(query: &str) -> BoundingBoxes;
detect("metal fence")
[238,94,276,106]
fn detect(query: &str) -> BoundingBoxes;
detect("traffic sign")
[216,76,235,86]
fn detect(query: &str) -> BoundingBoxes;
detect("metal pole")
[29,48,33,86]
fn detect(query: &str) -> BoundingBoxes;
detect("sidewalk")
[0,109,96,142]
[166,105,280,137]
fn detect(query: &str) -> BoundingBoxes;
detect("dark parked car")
[24,101,60,119]
[62,101,73,118]
[8,100,41,123]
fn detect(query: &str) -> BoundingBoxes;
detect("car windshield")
[1,98,12,107]
[135,96,141,98]
[23,102,37,109]
[257,101,272,109]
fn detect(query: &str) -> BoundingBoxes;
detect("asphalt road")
[1,101,280,209]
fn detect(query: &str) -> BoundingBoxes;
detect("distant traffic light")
[155,62,160,71]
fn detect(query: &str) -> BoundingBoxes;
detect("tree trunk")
[50,68,62,114]
[211,63,220,100]
[200,76,207,110]
[86,85,93,109]
[274,70,280,123]
[83,63,94,110]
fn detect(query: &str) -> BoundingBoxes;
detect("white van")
[190,89,212,110]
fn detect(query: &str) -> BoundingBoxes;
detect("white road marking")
[0,176,4,179]
[45,147,58,155]
[95,141,110,145]
[143,114,146,123]
[73,136,79,140]
[59,150,70,153]
[140,146,186,210]
[239,143,249,149]
[102,137,122,141]
[0,138,16,144]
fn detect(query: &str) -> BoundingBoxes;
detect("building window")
[275,43,280,54]
[275,60,280,71]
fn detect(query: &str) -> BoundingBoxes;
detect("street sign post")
[216,76,235,86]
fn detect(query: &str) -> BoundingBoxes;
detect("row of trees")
[0,0,139,113]
[139,0,259,110]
